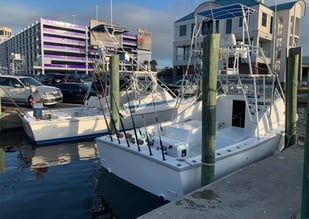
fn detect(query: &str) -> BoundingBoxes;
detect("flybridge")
[197,3,256,20]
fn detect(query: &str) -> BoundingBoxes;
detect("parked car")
[0,74,63,106]
[56,82,97,103]
[167,79,199,96]
[40,73,68,86]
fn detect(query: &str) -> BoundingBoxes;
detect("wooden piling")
[285,47,301,147]
[201,33,220,186]
[110,55,120,131]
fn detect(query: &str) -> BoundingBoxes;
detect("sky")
[1,0,308,68]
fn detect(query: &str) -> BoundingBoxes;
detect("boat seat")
[165,120,201,145]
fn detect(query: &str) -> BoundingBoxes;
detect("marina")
[0,0,309,218]
[0,104,306,219]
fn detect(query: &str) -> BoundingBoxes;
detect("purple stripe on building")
[44,63,94,69]
[43,36,86,45]
[42,18,86,30]
[43,27,86,37]
[44,44,85,52]
[122,39,137,45]
[44,54,86,61]
[123,32,137,37]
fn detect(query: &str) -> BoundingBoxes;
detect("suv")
[0,75,63,106]
[40,73,67,86]
[56,82,97,103]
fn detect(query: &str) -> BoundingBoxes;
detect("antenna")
[110,0,113,26]
[96,5,98,21]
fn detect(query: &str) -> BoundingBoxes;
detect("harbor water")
[0,130,165,219]
[0,103,307,219]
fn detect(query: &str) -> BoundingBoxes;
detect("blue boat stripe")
[127,99,176,110]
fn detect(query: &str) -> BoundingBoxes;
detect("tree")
[143,60,149,70]
[150,59,158,71]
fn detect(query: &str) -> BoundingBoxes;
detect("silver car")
[0,75,63,106]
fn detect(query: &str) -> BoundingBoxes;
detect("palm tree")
[143,60,149,70]
[150,59,158,71]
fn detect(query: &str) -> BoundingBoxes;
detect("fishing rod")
[91,76,114,142]
[151,92,166,161]
[125,89,141,151]
[141,109,153,156]
[97,76,122,144]
[110,92,130,148]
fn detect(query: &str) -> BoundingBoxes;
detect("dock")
[138,144,304,219]
[0,106,23,132]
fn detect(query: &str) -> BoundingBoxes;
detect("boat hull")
[21,107,178,146]
[96,134,282,201]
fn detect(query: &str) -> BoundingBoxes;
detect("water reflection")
[0,128,98,177]
[0,129,163,219]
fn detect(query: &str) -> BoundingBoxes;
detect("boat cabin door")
[232,100,246,128]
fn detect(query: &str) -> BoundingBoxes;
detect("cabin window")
[232,100,246,128]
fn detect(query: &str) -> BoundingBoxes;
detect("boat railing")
[218,74,283,128]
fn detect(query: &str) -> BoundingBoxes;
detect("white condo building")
[173,0,306,83]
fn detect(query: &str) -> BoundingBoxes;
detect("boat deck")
[216,126,247,150]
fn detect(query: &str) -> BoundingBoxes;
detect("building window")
[262,13,267,27]
[191,23,195,38]
[176,47,184,61]
[179,25,187,37]
[184,46,191,61]
[270,16,273,34]
[202,20,219,35]
[226,19,232,34]
[239,17,243,27]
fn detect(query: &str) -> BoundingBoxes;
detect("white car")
[0,74,63,106]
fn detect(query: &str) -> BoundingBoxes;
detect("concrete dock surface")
[138,145,304,219]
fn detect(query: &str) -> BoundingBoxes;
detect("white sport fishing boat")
[20,70,194,146]
[96,3,286,201]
